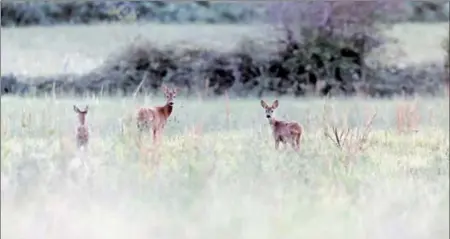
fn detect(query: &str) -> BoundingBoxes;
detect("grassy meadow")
[1,22,449,239]
[1,95,449,238]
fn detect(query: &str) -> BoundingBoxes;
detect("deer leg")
[290,138,297,151]
[279,137,288,151]
[156,129,163,143]
[159,123,166,139]
[137,118,143,131]
[137,120,143,132]
[274,139,280,150]
[291,134,300,151]
[152,127,158,142]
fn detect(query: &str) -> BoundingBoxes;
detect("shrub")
[1,35,446,98]
[409,2,450,22]
[265,1,407,96]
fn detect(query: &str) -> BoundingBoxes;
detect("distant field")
[1,22,448,77]
[1,96,449,238]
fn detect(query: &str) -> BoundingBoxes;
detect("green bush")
[265,1,408,95]
[2,37,446,98]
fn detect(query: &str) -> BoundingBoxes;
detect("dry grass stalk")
[189,123,204,143]
[323,105,377,159]
[119,114,134,137]
[1,121,8,137]
[396,101,420,134]
[182,122,204,154]
[132,72,148,99]
[21,111,31,129]
[137,137,161,175]
[197,77,210,102]
[225,90,230,128]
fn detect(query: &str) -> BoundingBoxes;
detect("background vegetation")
[1,1,449,97]
[1,1,449,27]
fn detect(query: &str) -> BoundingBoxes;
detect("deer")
[73,105,89,149]
[260,99,303,151]
[137,85,177,142]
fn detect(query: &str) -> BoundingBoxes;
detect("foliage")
[1,1,449,27]
[266,1,405,46]
[1,36,447,98]
[264,1,411,95]
[0,1,266,26]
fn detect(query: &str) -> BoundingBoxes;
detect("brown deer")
[260,99,303,151]
[137,85,177,142]
[73,105,89,149]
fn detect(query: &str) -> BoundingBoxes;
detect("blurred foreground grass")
[1,95,449,239]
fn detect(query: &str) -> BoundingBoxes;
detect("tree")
[264,0,408,96]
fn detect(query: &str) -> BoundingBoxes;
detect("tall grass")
[1,95,448,239]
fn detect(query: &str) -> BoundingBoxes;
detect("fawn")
[260,99,303,151]
[73,105,89,149]
[137,85,177,142]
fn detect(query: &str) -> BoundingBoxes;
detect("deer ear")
[84,105,89,112]
[161,85,168,93]
[272,100,279,109]
[260,100,268,108]
[73,105,80,113]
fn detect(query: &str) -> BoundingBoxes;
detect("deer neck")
[162,102,173,117]
[79,116,86,125]
[267,117,277,127]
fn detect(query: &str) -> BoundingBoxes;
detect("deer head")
[73,105,89,125]
[260,99,279,119]
[162,85,178,106]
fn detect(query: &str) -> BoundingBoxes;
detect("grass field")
[1,95,449,239]
[1,22,449,238]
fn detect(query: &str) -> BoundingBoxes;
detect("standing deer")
[73,105,89,149]
[137,85,177,142]
[260,99,303,151]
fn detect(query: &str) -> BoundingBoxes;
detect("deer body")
[73,105,89,149]
[261,100,302,151]
[137,85,177,142]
